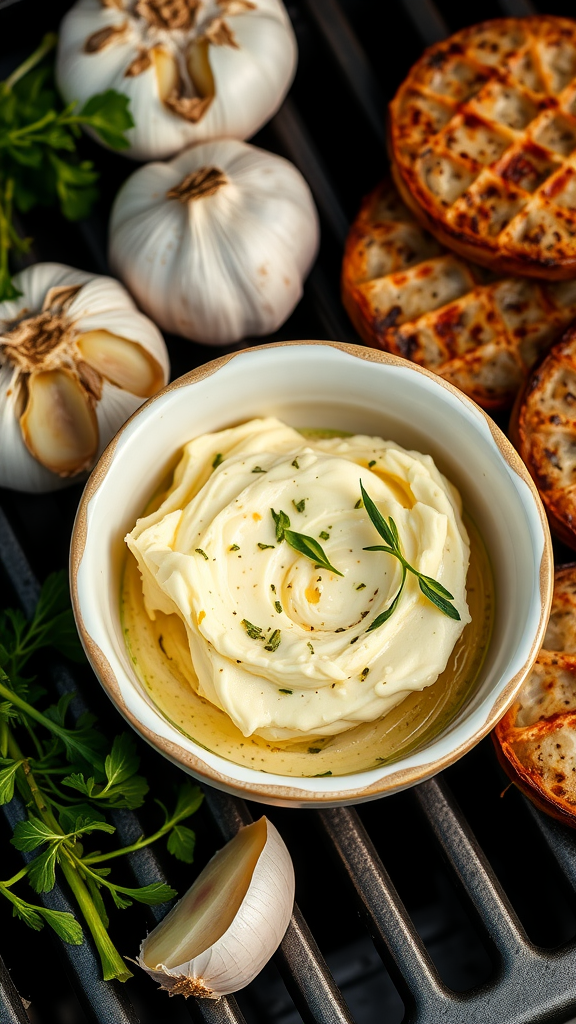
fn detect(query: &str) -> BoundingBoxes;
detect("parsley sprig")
[0,572,203,982]
[270,508,343,576]
[0,33,133,301]
[360,482,460,629]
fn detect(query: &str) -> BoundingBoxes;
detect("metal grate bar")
[300,0,385,143]
[522,795,576,893]
[271,100,350,246]
[0,956,31,1024]
[204,787,357,1024]
[395,0,448,45]
[318,806,445,1012]
[497,0,537,15]
[414,777,528,959]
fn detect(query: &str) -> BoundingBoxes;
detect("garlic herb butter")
[125,418,472,743]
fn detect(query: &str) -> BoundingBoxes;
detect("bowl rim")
[70,340,553,805]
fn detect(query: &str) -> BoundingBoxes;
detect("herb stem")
[81,820,171,866]
[3,33,57,92]
[3,865,30,888]
[60,849,132,983]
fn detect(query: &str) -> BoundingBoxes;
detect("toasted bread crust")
[390,16,576,280]
[494,564,576,827]
[342,179,576,410]
[513,323,576,549]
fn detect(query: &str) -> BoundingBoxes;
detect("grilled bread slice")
[494,564,576,828]
[342,180,576,410]
[389,16,576,280]
[511,322,576,549]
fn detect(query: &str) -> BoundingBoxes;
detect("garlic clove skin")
[56,0,297,162]
[109,138,320,345]
[0,263,170,493]
[20,369,99,477]
[138,817,295,998]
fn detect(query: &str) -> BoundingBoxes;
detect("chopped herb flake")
[293,498,306,513]
[335,627,345,633]
[354,498,363,509]
[195,548,209,560]
[229,544,240,552]
[314,771,332,777]
[264,629,282,652]
[307,641,314,654]
[270,583,276,593]
[319,530,330,540]
[241,619,263,640]
[258,543,275,550]
[356,583,366,591]
[360,667,370,680]
[271,508,291,542]
[212,452,223,469]
[350,636,359,644]
[279,688,293,694]
[274,601,283,614]
[292,458,300,469]
[368,460,377,468]
[308,746,321,753]
[252,466,266,473]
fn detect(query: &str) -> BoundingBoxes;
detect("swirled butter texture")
[126,418,471,741]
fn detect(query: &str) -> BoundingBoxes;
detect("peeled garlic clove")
[138,817,294,998]
[20,369,99,477]
[187,39,215,101]
[77,330,164,398]
[153,47,179,103]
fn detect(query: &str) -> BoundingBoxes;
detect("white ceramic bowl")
[70,341,552,807]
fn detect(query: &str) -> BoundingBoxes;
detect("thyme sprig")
[0,572,203,982]
[360,482,460,629]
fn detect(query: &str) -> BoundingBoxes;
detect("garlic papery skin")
[56,0,297,161]
[109,139,320,344]
[0,263,169,493]
[138,817,294,998]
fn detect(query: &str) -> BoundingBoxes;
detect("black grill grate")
[1,1,576,1023]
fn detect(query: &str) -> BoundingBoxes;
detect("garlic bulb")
[138,817,294,998]
[0,263,169,493]
[109,138,320,344]
[56,0,297,161]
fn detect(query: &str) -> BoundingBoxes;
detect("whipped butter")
[126,418,471,741]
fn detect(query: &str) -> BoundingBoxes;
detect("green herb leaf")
[274,601,283,614]
[418,578,461,620]
[271,508,290,542]
[0,758,22,804]
[38,907,83,944]
[212,453,223,469]
[28,844,60,894]
[278,688,293,694]
[417,574,455,601]
[284,530,343,577]
[229,544,240,552]
[11,818,60,852]
[360,481,397,549]
[264,629,282,652]
[319,530,330,540]
[292,498,306,513]
[167,825,196,863]
[251,466,266,474]
[113,882,176,907]
[195,548,209,560]
[241,619,263,640]
[104,734,139,790]
[258,543,275,550]
[78,90,134,150]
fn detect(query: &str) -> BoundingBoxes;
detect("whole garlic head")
[109,138,320,344]
[56,0,297,161]
[138,817,294,998]
[0,263,169,493]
